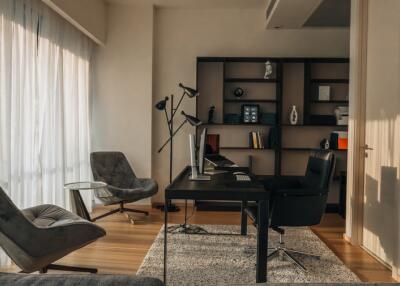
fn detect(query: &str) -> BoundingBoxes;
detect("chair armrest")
[107,185,143,192]
[273,187,328,197]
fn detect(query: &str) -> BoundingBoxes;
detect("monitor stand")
[189,165,211,181]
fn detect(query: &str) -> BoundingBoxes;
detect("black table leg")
[163,202,168,284]
[70,189,91,221]
[241,200,248,235]
[256,200,268,283]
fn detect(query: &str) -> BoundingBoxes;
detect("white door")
[362,0,400,276]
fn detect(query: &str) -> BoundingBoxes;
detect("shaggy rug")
[137,225,361,285]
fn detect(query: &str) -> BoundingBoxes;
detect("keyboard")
[235,174,251,181]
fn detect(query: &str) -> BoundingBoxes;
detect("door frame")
[345,0,368,246]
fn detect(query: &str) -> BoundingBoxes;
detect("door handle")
[363,144,373,150]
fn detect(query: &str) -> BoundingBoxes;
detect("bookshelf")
[196,57,349,211]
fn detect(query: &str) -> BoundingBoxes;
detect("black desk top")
[165,166,269,201]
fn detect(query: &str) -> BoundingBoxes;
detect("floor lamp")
[155,83,200,213]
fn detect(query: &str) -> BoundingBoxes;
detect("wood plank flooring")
[1,204,397,282]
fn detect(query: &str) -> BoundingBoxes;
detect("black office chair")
[245,150,336,271]
[90,152,158,223]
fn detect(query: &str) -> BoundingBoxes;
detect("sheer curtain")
[0,0,93,266]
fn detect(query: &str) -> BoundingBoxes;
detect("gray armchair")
[0,187,106,273]
[90,152,158,223]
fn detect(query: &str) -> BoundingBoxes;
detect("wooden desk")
[163,166,270,284]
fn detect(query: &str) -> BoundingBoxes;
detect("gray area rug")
[137,225,361,285]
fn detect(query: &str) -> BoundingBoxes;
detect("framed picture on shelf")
[241,104,259,123]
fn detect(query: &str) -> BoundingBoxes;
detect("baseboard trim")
[360,245,393,272]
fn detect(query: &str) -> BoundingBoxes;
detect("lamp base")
[156,203,180,212]
[168,224,208,234]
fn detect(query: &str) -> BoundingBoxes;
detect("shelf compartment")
[309,100,349,104]
[224,78,279,83]
[281,124,348,127]
[282,147,347,152]
[220,147,274,150]
[310,79,349,84]
[224,99,277,103]
[202,123,276,127]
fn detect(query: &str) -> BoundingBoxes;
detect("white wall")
[152,8,350,202]
[92,3,154,200]
[42,0,107,44]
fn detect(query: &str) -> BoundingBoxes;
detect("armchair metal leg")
[122,207,149,215]
[92,208,120,222]
[46,264,98,273]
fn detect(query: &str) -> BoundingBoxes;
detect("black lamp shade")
[179,83,199,98]
[155,97,169,110]
[181,111,202,126]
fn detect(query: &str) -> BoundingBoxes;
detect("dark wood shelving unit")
[196,56,349,212]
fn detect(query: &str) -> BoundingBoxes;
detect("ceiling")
[107,0,267,9]
[304,0,350,27]
[266,0,350,29]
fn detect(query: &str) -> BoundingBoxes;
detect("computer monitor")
[198,128,207,174]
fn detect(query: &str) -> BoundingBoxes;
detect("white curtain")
[0,0,93,266]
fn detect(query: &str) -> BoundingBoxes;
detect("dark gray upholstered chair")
[245,150,336,271]
[90,152,158,223]
[0,187,106,274]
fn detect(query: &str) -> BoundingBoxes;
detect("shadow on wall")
[363,166,399,266]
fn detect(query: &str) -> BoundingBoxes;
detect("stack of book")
[249,131,265,149]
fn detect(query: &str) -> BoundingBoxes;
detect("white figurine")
[264,61,273,79]
[290,105,298,125]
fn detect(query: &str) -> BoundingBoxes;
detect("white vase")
[290,105,298,125]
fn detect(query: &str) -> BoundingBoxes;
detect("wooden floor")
[2,204,396,282]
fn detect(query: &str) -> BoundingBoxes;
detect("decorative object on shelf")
[206,134,220,154]
[208,106,215,123]
[320,138,330,150]
[264,61,273,79]
[224,113,241,124]
[267,127,278,149]
[242,104,259,123]
[318,86,331,101]
[233,87,245,98]
[289,105,298,125]
[334,106,349,125]
[309,114,336,125]
[260,113,276,125]
[330,131,348,150]
[155,83,201,213]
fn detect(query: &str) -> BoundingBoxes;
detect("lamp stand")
[157,94,180,213]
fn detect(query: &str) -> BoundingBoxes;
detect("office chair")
[0,187,106,273]
[90,152,158,223]
[245,150,336,271]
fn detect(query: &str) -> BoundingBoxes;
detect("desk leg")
[256,200,268,283]
[241,201,248,236]
[163,202,168,284]
[70,189,91,221]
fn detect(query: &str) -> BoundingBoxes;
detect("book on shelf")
[249,131,264,149]
[206,134,220,154]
